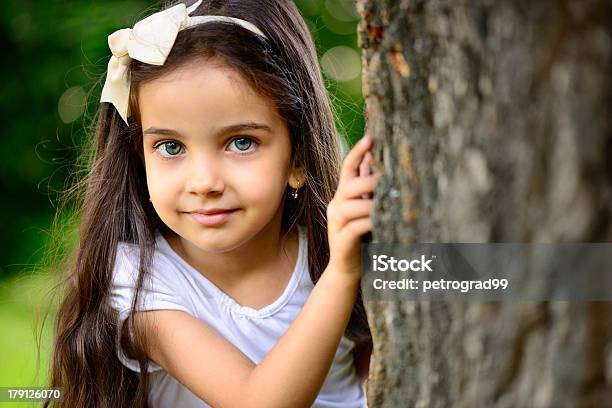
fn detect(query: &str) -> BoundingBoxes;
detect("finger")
[334,200,373,229]
[340,134,373,185]
[359,152,373,199]
[359,151,372,178]
[338,173,381,200]
[341,216,373,240]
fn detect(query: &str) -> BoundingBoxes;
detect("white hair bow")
[99,0,267,125]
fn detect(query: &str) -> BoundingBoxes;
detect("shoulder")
[110,237,196,354]
[112,236,182,286]
[110,242,140,293]
[110,236,194,313]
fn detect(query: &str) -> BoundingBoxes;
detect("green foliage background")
[0,0,362,393]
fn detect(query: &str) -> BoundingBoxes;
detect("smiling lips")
[188,208,239,226]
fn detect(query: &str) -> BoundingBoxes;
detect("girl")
[45,0,379,407]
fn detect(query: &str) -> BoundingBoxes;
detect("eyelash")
[152,136,259,159]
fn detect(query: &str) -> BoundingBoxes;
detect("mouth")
[187,209,239,227]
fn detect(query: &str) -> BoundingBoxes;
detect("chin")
[186,229,247,253]
[197,239,246,254]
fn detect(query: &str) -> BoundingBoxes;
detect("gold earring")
[292,180,301,199]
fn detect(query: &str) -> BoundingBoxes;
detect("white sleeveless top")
[109,225,367,407]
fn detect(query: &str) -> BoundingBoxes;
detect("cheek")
[232,161,289,204]
[145,163,179,205]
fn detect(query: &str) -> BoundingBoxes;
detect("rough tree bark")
[356,0,612,406]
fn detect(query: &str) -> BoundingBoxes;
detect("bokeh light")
[321,46,362,82]
[57,86,87,124]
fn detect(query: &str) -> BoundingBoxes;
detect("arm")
[249,269,360,405]
[135,266,359,408]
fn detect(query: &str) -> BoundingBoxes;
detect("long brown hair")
[43,1,370,407]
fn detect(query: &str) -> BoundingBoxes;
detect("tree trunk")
[356,0,612,406]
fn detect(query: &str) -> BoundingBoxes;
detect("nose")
[184,152,225,196]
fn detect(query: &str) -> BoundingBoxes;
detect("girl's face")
[138,60,301,253]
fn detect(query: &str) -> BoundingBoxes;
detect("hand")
[327,133,381,279]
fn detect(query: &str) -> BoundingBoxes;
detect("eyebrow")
[142,122,273,138]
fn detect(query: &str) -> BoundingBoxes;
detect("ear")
[288,166,305,189]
